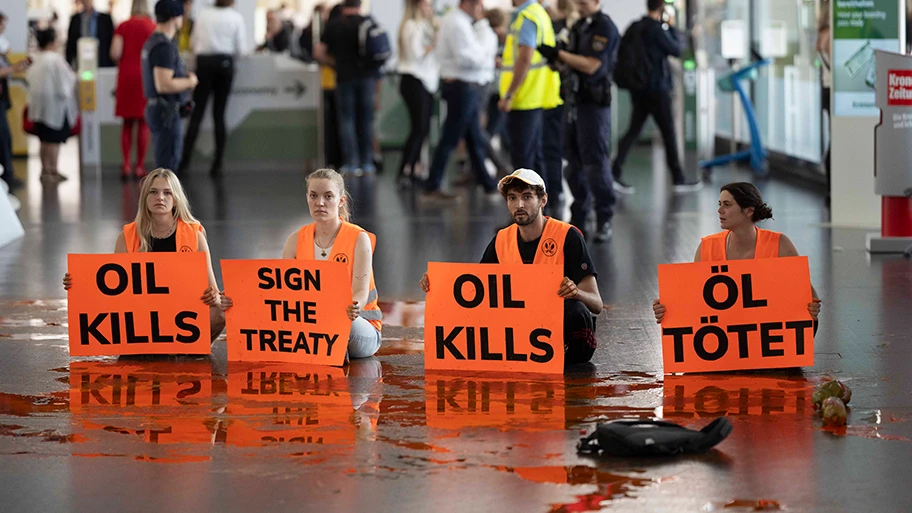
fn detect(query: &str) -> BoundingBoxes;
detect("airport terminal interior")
[2,0,912,512]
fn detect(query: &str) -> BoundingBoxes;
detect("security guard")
[499,0,561,177]
[538,0,618,242]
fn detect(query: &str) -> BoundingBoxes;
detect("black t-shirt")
[480,225,597,285]
[141,32,187,103]
[150,232,177,252]
[321,15,376,82]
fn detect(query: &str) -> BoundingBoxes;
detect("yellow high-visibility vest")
[499,3,562,111]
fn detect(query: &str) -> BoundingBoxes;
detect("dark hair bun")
[753,203,773,222]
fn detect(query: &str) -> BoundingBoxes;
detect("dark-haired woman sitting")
[653,182,821,323]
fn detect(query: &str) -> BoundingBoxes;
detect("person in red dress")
[111,0,156,179]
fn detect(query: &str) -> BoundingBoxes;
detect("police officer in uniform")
[537,0,618,242]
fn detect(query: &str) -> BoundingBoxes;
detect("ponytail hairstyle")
[720,182,774,222]
[306,168,352,222]
[135,168,200,252]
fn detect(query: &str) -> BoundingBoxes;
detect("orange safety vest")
[700,227,781,261]
[296,221,383,332]
[123,219,202,253]
[494,217,574,265]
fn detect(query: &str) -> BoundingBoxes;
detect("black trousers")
[398,74,434,177]
[821,86,831,199]
[565,299,597,365]
[324,89,342,169]
[613,89,685,183]
[181,54,235,171]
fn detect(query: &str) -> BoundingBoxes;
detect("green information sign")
[832,0,901,117]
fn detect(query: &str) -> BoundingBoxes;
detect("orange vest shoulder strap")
[175,219,200,253]
[123,222,139,253]
[532,218,570,265]
[700,231,729,262]
[495,224,521,264]
[755,228,782,259]
[295,224,316,260]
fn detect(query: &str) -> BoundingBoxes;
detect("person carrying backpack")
[315,0,390,175]
[611,0,702,194]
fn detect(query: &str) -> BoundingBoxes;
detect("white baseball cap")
[497,168,546,194]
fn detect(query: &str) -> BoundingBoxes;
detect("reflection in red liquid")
[491,465,656,513]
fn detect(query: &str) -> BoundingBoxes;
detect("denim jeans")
[425,80,496,192]
[335,77,376,171]
[349,316,381,359]
[145,101,183,173]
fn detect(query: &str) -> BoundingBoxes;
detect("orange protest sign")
[657,256,815,373]
[425,373,566,431]
[67,253,211,356]
[424,263,564,374]
[224,363,355,446]
[221,260,353,366]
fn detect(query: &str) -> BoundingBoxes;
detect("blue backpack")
[358,16,391,69]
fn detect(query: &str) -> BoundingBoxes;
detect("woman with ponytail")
[276,168,382,360]
[652,182,821,323]
[63,168,228,343]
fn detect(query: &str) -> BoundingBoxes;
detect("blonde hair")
[398,0,434,61]
[134,168,199,252]
[306,168,352,222]
[131,0,151,16]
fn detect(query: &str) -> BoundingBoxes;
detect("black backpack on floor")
[577,417,733,457]
[614,19,652,91]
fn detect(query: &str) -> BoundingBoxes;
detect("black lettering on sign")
[505,327,527,362]
[80,313,110,345]
[760,322,784,357]
[663,327,694,363]
[257,268,321,291]
[529,328,554,363]
[453,274,526,309]
[97,264,129,296]
[785,320,813,355]
[726,324,757,358]
[740,274,767,308]
[694,324,728,361]
[151,312,174,342]
[437,326,466,359]
[175,311,200,343]
[479,327,503,361]
[702,272,738,310]
[454,275,484,308]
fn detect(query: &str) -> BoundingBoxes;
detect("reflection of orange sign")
[221,260,353,366]
[69,360,216,457]
[657,257,815,373]
[424,263,564,374]
[425,373,565,431]
[224,363,355,446]
[67,253,211,356]
[69,360,214,412]
[663,374,813,418]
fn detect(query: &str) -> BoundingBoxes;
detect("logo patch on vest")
[541,238,558,257]
[333,253,348,264]
[591,35,607,52]
[179,245,193,253]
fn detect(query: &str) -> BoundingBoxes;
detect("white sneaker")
[673,180,704,193]
[612,179,635,194]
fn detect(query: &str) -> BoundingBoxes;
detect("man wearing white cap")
[421,168,602,364]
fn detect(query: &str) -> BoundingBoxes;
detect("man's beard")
[513,208,539,226]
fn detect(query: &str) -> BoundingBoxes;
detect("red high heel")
[134,166,147,179]
[121,164,132,181]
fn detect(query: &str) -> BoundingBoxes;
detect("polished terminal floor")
[2,142,912,513]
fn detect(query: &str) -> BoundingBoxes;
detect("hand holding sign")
[557,277,579,299]
[346,301,360,321]
[201,286,221,307]
[657,257,815,373]
[67,253,211,356]
[424,263,564,374]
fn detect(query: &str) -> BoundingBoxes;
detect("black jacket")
[639,17,684,92]
[66,11,116,68]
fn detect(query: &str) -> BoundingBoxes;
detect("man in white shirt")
[178,0,247,177]
[421,0,498,202]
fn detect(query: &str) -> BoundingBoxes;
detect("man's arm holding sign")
[559,275,602,315]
